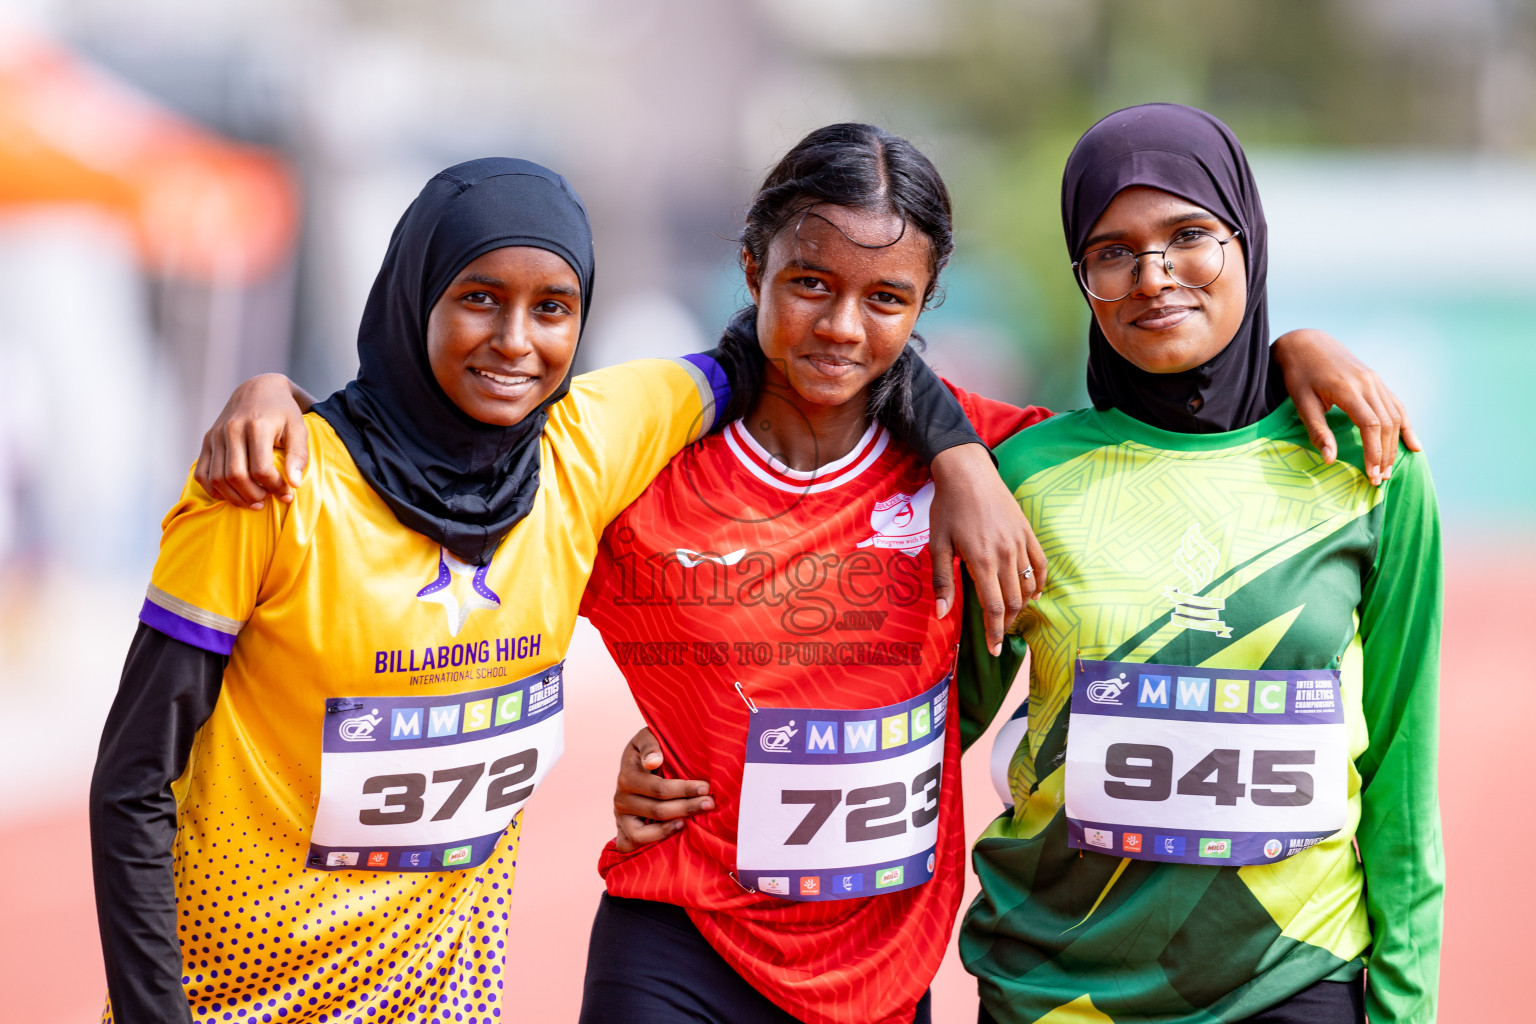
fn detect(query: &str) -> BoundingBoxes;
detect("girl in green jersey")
[963,104,1441,1024]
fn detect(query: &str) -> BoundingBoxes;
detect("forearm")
[929,441,995,492]
[1270,328,1330,362]
[289,377,317,414]
[235,372,317,413]
[91,624,226,1023]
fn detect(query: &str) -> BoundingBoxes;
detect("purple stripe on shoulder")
[681,353,731,420]
[139,599,239,655]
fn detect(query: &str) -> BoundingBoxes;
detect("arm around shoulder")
[195,373,316,508]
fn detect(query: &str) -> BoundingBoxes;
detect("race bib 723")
[736,672,950,900]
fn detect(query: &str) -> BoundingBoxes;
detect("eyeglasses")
[1072,228,1241,302]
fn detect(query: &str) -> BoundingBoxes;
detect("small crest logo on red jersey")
[856,480,934,557]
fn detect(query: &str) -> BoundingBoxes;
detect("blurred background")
[0,0,1529,1020]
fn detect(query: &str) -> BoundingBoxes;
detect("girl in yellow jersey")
[87,158,735,1024]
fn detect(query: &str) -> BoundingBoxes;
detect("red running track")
[1,546,1525,1022]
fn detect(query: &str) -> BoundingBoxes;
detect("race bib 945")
[1065,659,1348,866]
[307,663,564,872]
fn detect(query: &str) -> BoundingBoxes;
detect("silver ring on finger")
[1019,566,1034,579]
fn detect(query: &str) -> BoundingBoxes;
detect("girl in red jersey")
[576,126,1044,1024]
[201,127,1415,1023]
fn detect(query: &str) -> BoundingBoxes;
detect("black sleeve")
[893,354,985,461]
[90,623,225,1024]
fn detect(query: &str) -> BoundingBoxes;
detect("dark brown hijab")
[1062,103,1286,433]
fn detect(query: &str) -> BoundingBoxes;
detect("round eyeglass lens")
[1165,231,1225,290]
[1078,231,1229,301]
[1078,248,1136,302]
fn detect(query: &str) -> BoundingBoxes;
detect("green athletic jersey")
[958,400,1442,1024]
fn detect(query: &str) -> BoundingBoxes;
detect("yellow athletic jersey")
[124,357,720,1024]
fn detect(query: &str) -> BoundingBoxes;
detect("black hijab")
[1062,103,1286,433]
[313,157,595,566]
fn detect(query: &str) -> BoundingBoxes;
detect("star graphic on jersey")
[416,547,501,637]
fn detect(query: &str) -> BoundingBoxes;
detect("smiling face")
[1082,186,1247,375]
[425,245,582,426]
[745,205,933,410]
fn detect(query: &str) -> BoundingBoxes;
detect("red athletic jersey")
[581,388,1048,1023]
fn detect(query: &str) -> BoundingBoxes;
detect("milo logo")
[1198,837,1231,859]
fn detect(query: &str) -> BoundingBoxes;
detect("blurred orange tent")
[0,28,298,285]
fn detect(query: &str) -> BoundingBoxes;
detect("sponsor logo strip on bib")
[736,672,950,901]
[1065,659,1347,866]
[307,663,565,872]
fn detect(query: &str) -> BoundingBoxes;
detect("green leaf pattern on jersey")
[1002,427,1380,812]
